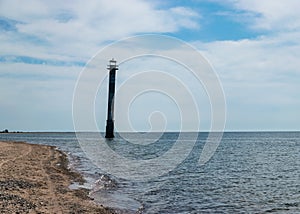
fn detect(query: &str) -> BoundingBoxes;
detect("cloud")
[0,0,200,60]
[224,0,300,31]
[198,1,300,92]
[195,33,300,130]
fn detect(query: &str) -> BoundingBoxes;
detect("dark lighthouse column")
[105,59,118,138]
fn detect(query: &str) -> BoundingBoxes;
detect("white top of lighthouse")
[107,58,118,70]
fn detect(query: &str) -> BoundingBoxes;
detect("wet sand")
[0,141,115,213]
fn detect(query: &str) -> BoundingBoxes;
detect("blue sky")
[0,0,300,131]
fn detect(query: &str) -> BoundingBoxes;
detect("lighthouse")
[105,59,118,138]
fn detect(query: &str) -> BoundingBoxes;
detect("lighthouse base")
[105,120,114,138]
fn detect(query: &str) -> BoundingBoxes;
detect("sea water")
[0,132,299,213]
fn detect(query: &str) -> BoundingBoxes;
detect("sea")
[0,132,299,213]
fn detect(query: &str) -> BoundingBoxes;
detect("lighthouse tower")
[105,59,118,138]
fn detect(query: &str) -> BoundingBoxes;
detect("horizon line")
[1,130,300,133]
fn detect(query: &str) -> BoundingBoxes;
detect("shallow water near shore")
[1,132,300,213]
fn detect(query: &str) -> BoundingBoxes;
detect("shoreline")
[0,141,115,213]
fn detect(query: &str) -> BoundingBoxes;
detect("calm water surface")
[0,132,299,213]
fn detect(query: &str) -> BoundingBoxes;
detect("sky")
[0,0,300,132]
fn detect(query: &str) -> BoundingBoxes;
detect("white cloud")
[225,0,300,31]
[0,0,199,60]
[195,31,300,130]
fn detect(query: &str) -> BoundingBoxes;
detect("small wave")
[91,174,118,193]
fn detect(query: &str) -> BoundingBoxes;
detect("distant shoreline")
[1,130,299,134]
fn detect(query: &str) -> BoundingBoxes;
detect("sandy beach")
[0,141,114,214]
